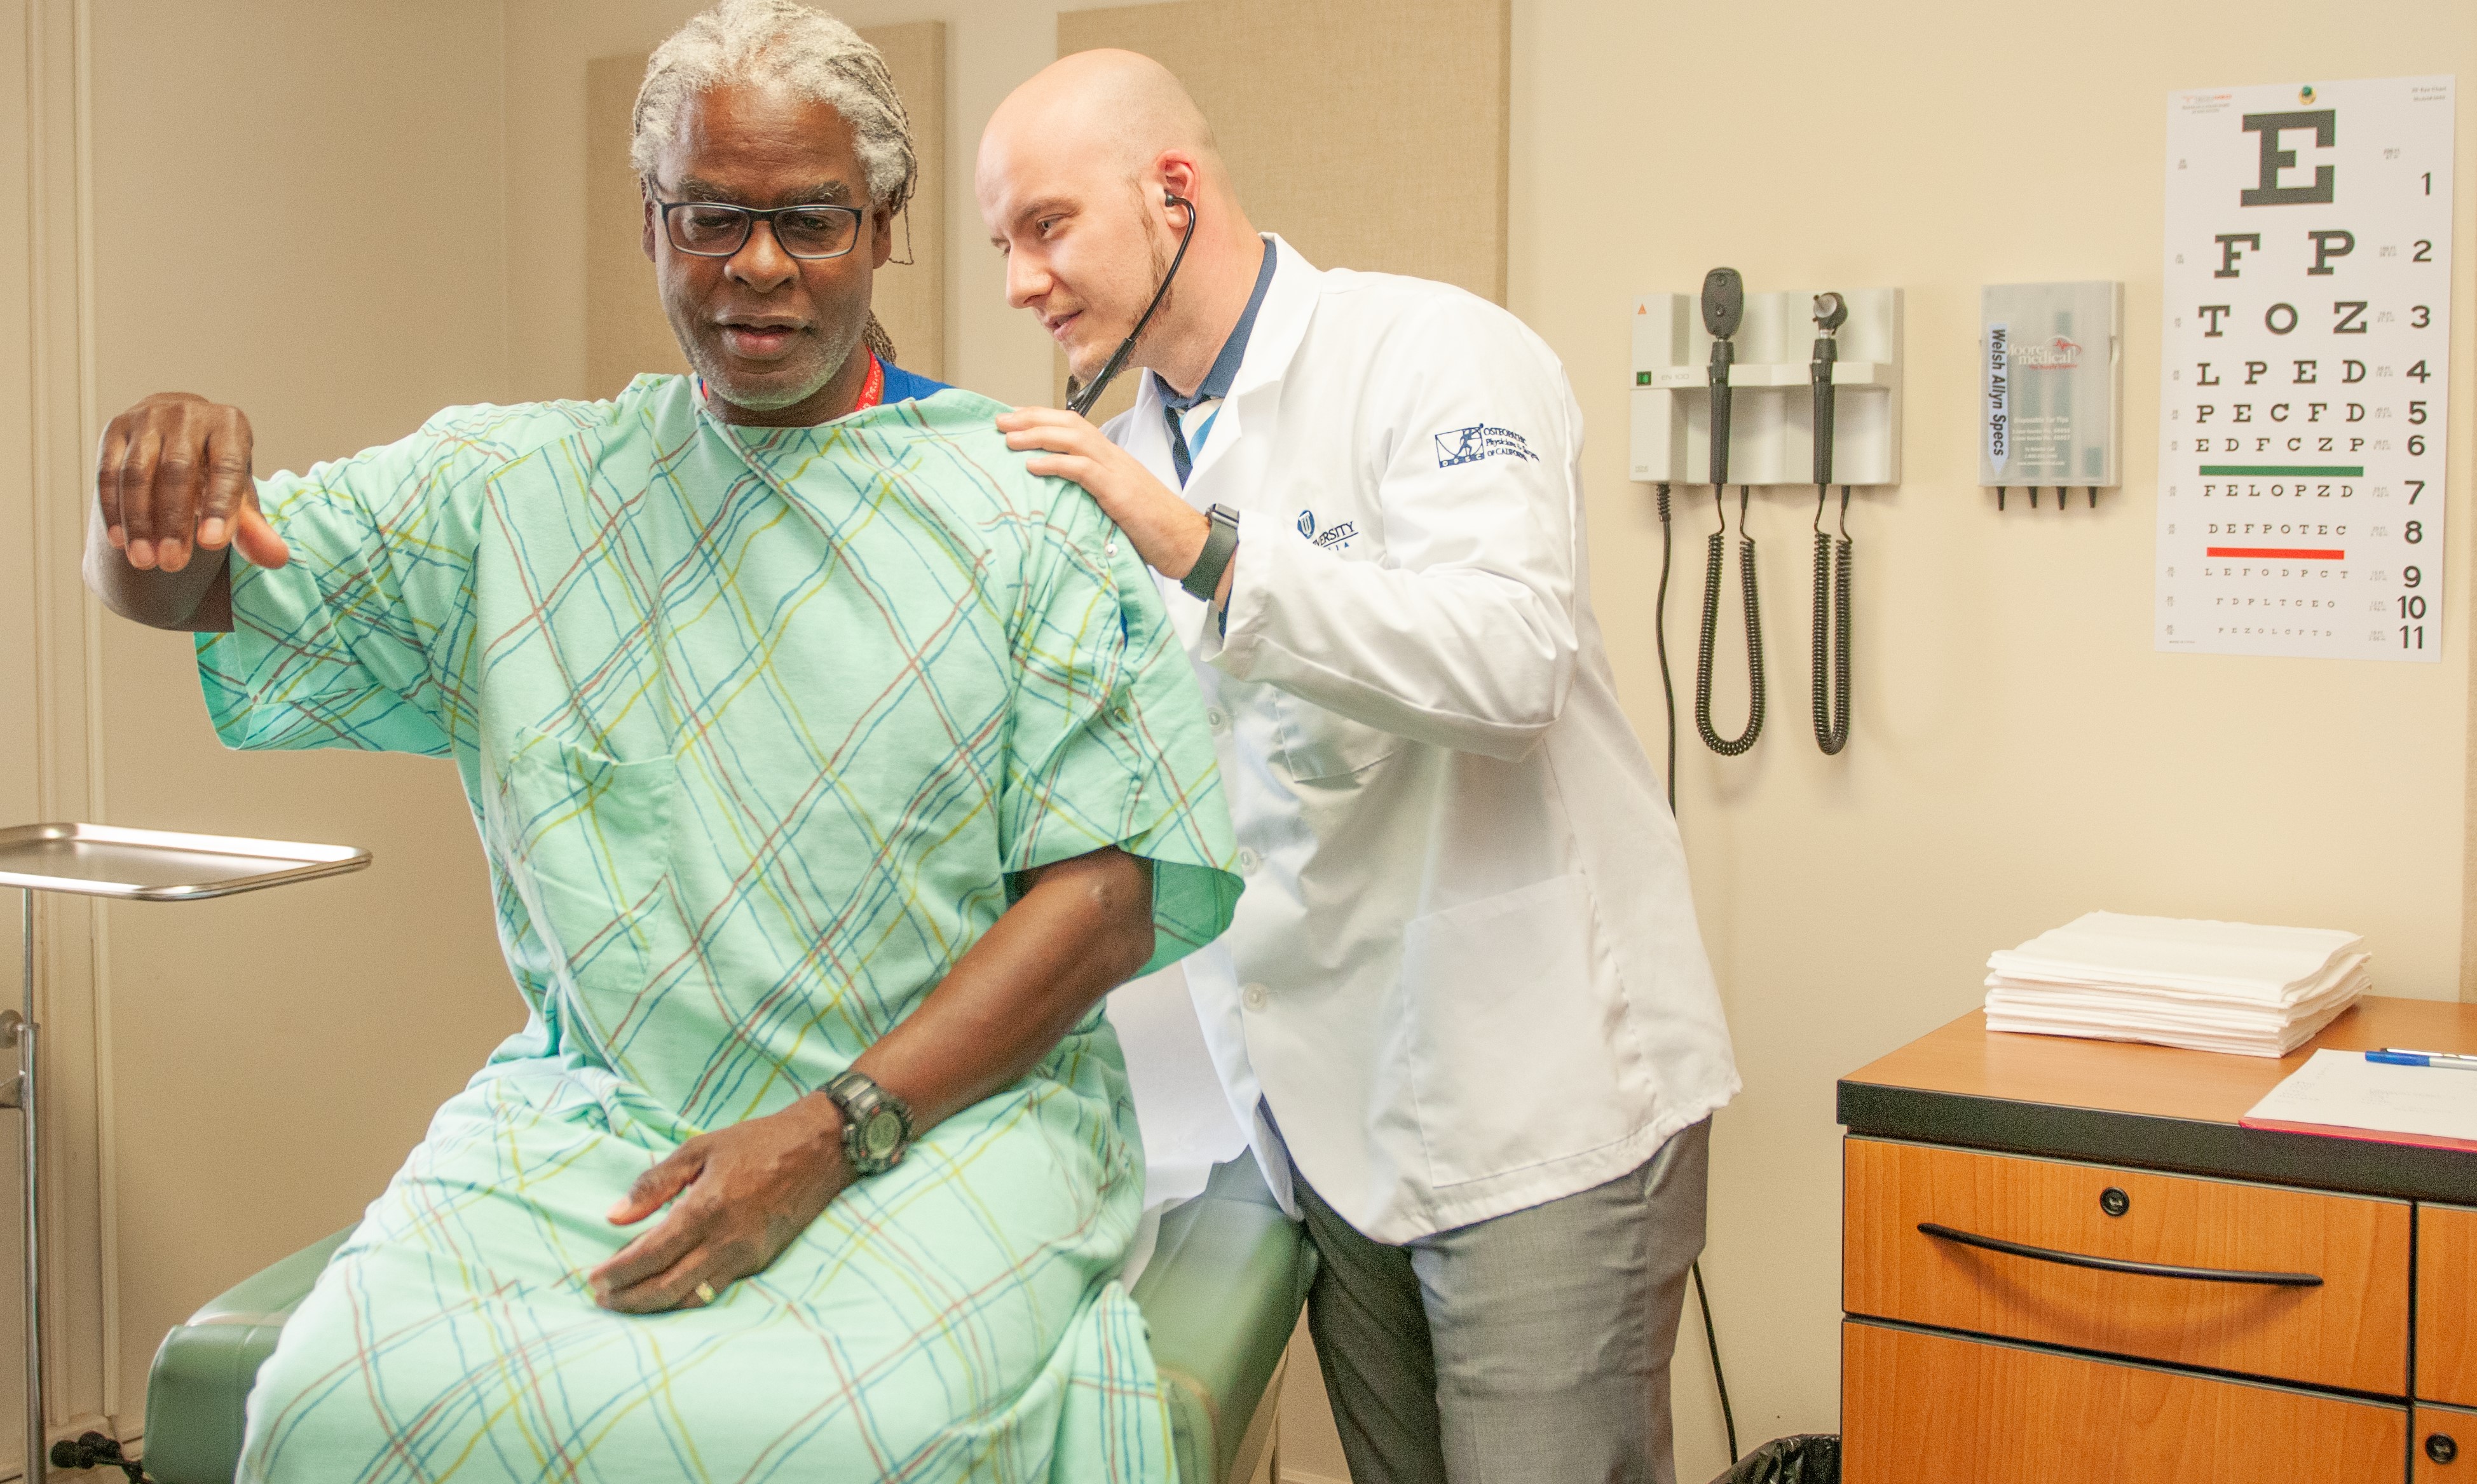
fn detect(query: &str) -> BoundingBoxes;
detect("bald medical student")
[979,51,1740,1484]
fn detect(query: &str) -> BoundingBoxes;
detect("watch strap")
[1182,504,1241,602]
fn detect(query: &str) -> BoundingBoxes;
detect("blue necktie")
[1164,402,1196,486]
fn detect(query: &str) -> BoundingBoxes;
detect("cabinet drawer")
[2422,1204,2477,1406]
[1844,1321,2406,1484]
[1845,1138,2410,1394]
[2419,1403,2477,1483]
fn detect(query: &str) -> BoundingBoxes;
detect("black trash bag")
[1707,1434,1839,1484]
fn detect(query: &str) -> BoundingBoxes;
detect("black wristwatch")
[1182,503,1241,601]
[823,1070,915,1176]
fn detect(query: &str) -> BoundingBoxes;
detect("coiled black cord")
[1812,486,1852,756]
[52,1431,148,1481]
[1695,486,1764,756]
[1655,484,1677,800]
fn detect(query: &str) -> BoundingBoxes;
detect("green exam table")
[140,1155,1313,1484]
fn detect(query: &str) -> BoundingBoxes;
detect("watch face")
[860,1107,904,1162]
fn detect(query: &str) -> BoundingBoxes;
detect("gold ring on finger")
[694,1281,718,1307]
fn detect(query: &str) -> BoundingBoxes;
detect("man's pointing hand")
[96,392,289,573]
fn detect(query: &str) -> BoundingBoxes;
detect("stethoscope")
[1066,191,1199,418]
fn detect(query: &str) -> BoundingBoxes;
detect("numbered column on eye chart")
[2156,75,2455,662]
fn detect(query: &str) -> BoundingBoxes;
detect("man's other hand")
[997,406,1211,582]
[590,1095,852,1313]
[97,392,288,573]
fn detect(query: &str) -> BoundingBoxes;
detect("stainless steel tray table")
[0,824,369,1482]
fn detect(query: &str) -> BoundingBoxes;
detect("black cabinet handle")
[1916,1222,2323,1287]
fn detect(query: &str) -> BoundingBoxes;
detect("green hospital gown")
[199,373,1240,1483]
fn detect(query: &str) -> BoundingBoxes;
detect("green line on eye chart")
[2197,465,2365,477]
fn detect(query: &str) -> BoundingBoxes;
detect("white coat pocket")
[1274,692,1400,782]
[1398,873,1638,1188]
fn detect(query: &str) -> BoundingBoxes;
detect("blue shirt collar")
[1159,236,1278,413]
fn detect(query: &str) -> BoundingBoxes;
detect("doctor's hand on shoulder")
[998,407,1229,601]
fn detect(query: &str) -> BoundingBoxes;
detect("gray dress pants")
[1286,1119,1711,1484]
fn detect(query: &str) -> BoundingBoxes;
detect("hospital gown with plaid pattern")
[196,372,1239,1483]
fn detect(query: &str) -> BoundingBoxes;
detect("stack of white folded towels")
[1984,911,2371,1058]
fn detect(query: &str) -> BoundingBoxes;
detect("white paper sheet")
[2242,1048,2477,1147]
[1984,954,2370,1056]
[1986,911,2363,1002]
[1108,962,1249,1284]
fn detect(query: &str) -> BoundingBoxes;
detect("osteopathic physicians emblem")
[1435,423,1539,467]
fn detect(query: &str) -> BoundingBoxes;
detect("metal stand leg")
[10,890,39,1484]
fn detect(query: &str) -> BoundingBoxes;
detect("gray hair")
[630,0,916,216]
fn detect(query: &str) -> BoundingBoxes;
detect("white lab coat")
[1106,237,1738,1243]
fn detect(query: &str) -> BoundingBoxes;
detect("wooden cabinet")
[2416,1404,2476,1483]
[1839,1000,2477,1484]
[2422,1205,2477,1408]
[1844,1321,2405,1484]
[1846,1139,2410,1393]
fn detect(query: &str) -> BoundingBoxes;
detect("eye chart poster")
[2156,76,2455,661]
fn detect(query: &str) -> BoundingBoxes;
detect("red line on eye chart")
[2205,547,2346,561]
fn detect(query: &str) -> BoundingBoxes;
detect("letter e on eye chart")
[2157,76,2454,661]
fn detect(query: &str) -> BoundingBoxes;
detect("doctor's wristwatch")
[823,1069,915,1176]
[1182,503,1242,601]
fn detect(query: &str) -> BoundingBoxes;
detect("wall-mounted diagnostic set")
[1979,281,2125,510]
[1631,278,1902,761]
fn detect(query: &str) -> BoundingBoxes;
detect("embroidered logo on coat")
[1435,424,1539,467]
[1297,508,1358,551]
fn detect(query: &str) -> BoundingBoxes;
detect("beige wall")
[1515,0,2477,1459]
[10,0,2471,1476]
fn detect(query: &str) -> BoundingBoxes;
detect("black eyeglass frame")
[653,198,868,261]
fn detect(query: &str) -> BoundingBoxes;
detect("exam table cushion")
[141,1232,349,1484]
[142,1155,1311,1484]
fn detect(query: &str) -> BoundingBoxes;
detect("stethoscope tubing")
[1067,193,1199,418]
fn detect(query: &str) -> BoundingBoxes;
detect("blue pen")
[2368,1048,2477,1072]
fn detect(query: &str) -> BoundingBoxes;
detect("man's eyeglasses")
[655,199,864,261]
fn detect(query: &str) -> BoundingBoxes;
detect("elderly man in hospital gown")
[81,4,1238,1480]
[980,51,1740,1484]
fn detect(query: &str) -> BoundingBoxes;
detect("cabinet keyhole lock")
[2430,1433,2459,1466]
[2099,1188,2131,1218]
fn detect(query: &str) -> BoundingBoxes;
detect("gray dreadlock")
[631,0,913,364]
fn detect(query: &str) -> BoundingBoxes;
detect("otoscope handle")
[1708,340,1735,489]
[1810,336,1839,488]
